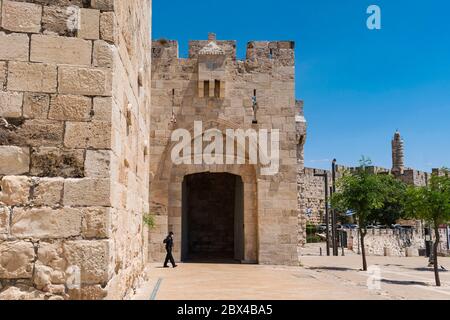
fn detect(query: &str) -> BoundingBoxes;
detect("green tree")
[404,169,450,286]
[331,158,405,271]
[370,175,407,226]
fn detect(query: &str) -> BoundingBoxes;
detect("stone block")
[31,178,64,207]
[1,0,42,33]
[23,93,50,119]
[37,242,66,271]
[68,284,107,300]
[0,146,30,175]
[0,32,29,61]
[0,91,23,118]
[58,66,112,96]
[64,121,111,149]
[0,286,47,300]
[93,40,114,68]
[42,5,76,36]
[33,264,53,290]
[33,0,83,6]
[30,147,84,178]
[78,8,100,40]
[1,120,64,147]
[92,97,112,121]
[63,240,109,285]
[100,12,114,43]
[31,35,92,65]
[0,176,31,206]
[48,95,92,121]
[91,0,114,11]
[0,206,9,234]
[7,62,57,93]
[0,241,35,279]
[85,150,111,178]
[406,247,419,257]
[11,207,82,239]
[0,61,6,88]
[82,207,110,238]
[63,178,111,207]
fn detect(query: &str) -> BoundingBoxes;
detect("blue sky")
[153,0,450,171]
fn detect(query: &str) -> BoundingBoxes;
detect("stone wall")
[346,228,449,257]
[396,169,429,187]
[346,229,424,257]
[0,0,152,300]
[298,167,331,226]
[298,165,435,230]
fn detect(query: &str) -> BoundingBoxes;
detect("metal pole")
[331,159,338,256]
[330,186,335,256]
[324,173,330,256]
[314,171,330,256]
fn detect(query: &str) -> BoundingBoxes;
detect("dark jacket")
[163,235,173,250]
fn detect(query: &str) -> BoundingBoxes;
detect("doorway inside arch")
[181,172,244,262]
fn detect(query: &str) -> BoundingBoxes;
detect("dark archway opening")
[181,173,244,263]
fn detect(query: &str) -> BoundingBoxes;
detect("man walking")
[163,232,177,268]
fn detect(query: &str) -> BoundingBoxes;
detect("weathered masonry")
[148,34,304,266]
[0,0,152,300]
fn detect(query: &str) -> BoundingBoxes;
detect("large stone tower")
[392,130,405,175]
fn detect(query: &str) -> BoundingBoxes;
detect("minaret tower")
[392,130,405,175]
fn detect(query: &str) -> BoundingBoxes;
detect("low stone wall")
[346,228,449,257]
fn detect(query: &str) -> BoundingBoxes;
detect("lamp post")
[331,159,338,256]
[314,170,330,256]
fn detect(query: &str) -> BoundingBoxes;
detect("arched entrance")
[148,119,260,264]
[181,172,244,262]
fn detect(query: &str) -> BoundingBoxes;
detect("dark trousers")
[164,248,176,267]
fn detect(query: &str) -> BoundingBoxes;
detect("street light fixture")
[251,89,258,124]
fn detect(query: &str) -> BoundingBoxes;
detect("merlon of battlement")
[152,35,295,64]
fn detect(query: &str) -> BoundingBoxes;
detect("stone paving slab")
[134,256,450,300]
[300,255,450,300]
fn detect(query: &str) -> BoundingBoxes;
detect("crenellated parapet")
[152,35,295,67]
[152,39,179,60]
[246,41,295,66]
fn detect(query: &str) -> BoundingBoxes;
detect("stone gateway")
[148,33,303,266]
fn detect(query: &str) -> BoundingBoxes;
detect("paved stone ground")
[133,255,450,300]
